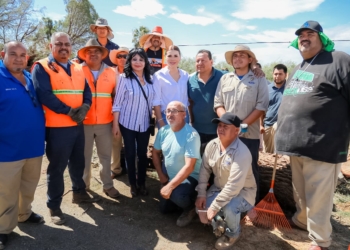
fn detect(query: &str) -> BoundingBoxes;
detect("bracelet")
[158,118,163,122]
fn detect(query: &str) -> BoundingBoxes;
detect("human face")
[273,68,287,85]
[151,35,161,48]
[166,50,180,68]
[217,122,239,142]
[298,30,323,59]
[95,26,109,39]
[196,52,213,74]
[231,52,252,70]
[131,54,145,74]
[84,48,102,66]
[165,102,186,127]
[116,52,128,68]
[50,34,71,63]
[2,43,28,74]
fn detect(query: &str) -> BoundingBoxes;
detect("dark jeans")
[240,137,260,204]
[198,132,217,156]
[159,176,198,213]
[120,124,150,186]
[45,125,86,210]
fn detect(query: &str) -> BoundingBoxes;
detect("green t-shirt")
[154,123,202,181]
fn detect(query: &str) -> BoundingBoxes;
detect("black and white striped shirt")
[113,74,160,132]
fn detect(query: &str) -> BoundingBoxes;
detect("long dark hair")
[124,48,152,83]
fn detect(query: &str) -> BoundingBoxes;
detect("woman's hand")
[112,123,121,139]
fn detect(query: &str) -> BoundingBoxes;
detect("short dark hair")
[255,63,262,69]
[273,64,287,73]
[197,49,212,60]
[124,48,152,84]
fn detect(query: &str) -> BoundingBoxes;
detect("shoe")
[103,187,120,198]
[72,191,100,204]
[215,234,240,250]
[287,218,308,231]
[0,234,8,250]
[137,185,148,196]
[49,209,66,225]
[130,185,138,198]
[111,171,122,179]
[308,245,329,250]
[176,208,196,227]
[21,212,44,223]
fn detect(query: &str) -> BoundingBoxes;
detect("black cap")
[212,112,241,127]
[295,20,323,35]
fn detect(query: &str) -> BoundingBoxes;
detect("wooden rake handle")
[269,154,278,190]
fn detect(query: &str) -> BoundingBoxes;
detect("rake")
[242,154,291,231]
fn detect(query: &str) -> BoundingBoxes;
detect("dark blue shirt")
[97,39,119,67]
[32,54,92,115]
[188,68,225,134]
[0,61,45,162]
[264,82,285,127]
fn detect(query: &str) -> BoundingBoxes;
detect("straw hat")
[90,18,114,40]
[225,45,257,65]
[109,47,129,65]
[77,39,109,61]
[139,26,173,49]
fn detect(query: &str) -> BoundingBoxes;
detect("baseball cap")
[295,20,323,35]
[212,113,241,128]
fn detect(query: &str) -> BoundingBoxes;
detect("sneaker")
[49,209,66,225]
[0,234,8,250]
[215,234,240,250]
[21,212,44,223]
[103,187,120,198]
[72,191,100,204]
[176,208,196,227]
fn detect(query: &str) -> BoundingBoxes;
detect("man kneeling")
[195,113,256,250]
[153,101,201,227]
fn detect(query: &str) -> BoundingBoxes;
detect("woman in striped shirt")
[112,48,159,197]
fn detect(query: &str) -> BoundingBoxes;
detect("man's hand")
[195,197,206,210]
[158,119,166,128]
[159,172,169,186]
[207,207,218,221]
[160,184,173,199]
[71,104,90,123]
[67,107,79,121]
[260,125,265,134]
[251,67,265,78]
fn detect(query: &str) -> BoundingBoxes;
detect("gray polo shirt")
[214,70,269,139]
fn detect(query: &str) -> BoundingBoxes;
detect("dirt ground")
[7,151,350,250]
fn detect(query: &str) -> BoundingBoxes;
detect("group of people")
[0,18,349,250]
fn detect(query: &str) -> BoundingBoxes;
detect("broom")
[242,154,291,231]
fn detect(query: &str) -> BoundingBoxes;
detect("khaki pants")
[263,122,277,153]
[290,156,341,248]
[111,135,123,175]
[83,123,113,189]
[0,156,42,234]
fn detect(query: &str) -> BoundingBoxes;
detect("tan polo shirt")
[214,70,269,139]
[196,138,257,211]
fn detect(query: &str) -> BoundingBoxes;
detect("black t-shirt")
[146,48,163,75]
[275,50,350,163]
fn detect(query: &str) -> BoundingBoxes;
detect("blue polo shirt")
[264,82,285,127]
[187,68,225,134]
[0,61,45,162]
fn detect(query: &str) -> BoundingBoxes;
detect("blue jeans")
[206,192,253,238]
[119,124,150,186]
[45,125,86,210]
[157,110,190,128]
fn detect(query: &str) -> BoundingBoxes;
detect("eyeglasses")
[117,54,127,59]
[25,85,38,107]
[164,109,185,115]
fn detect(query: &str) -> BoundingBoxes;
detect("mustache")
[300,40,310,44]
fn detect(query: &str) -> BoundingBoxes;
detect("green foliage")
[132,26,150,48]
[261,61,297,81]
[178,57,196,74]
[214,61,234,72]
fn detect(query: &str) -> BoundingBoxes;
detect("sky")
[33,0,350,65]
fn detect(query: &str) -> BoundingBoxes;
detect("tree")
[261,61,297,81]
[178,57,196,74]
[214,61,233,72]
[132,26,150,48]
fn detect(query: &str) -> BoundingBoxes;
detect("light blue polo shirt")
[154,123,202,182]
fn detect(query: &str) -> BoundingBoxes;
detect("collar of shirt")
[48,54,72,75]
[272,81,286,90]
[231,69,254,81]
[195,67,217,83]
[212,137,239,155]
[0,60,31,80]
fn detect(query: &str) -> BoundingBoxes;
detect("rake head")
[242,191,292,231]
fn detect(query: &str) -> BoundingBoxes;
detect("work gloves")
[67,104,90,124]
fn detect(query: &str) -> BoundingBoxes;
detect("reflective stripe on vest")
[33,58,86,127]
[82,66,116,125]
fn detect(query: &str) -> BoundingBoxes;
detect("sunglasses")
[117,54,127,59]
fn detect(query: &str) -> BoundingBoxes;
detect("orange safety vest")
[82,66,116,125]
[145,48,167,68]
[34,58,86,127]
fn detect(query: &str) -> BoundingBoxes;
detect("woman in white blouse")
[153,45,189,128]
[112,48,159,197]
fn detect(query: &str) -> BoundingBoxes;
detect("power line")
[178,40,350,47]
